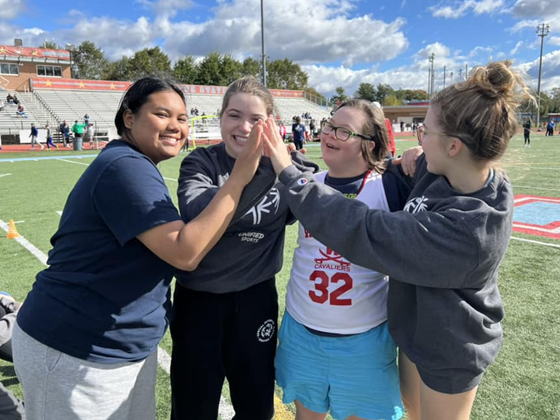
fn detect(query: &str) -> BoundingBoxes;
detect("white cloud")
[511,0,556,18]
[550,36,560,46]
[469,45,494,57]
[509,19,540,33]
[510,40,524,55]
[0,0,24,19]
[430,0,506,19]
[163,0,409,66]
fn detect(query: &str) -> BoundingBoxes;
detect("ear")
[447,137,463,158]
[123,110,134,130]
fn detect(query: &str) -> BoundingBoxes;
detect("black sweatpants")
[170,279,278,420]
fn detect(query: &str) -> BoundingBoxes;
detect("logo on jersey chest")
[314,247,351,272]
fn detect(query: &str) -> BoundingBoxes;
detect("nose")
[240,119,253,134]
[167,118,181,132]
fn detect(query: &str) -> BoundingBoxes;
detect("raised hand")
[262,117,293,175]
[231,120,264,186]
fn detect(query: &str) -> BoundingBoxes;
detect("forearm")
[278,166,477,287]
[175,176,247,270]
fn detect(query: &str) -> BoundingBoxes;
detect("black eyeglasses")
[321,120,374,142]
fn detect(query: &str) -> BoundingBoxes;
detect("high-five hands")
[231,120,264,186]
[262,117,294,175]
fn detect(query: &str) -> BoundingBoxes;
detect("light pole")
[260,0,267,87]
[536,23,550,130]
[428,53,435,98]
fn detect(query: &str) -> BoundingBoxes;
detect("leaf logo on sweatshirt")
[246,188,281,225]
[404,196,429,213]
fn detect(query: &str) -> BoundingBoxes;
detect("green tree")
[71,41,110,80]
[330,87,348,106]
[42,40,59,50]
[128,47,172,80]
[374,83,394,104]
[220,54,242,85]
[267,59,308,90]
[195,52,223,85]
[242,57,262,79]
[102,56,132,81]
[549,88,560,113]
[173,56,198,84]
[383,94,401,106]
[354,83,376,102]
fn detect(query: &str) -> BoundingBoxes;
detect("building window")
[0,63,19,76]
[37,65,63,77]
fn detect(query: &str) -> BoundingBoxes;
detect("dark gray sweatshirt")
[277,155,512,394]
[175,142,319,293]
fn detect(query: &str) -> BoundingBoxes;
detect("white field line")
[0,218,236,418]
[510,236,560,249]
[0,220,48,265]
[57,158,178,184]
[0,173,12,178]
[58,158,89,166]
[513,185,560,192]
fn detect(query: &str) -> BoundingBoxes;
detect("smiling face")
[321,106,371,177]
[220,92,268,159]
[123,90,188,164]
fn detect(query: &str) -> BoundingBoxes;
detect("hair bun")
[466,60,521,100]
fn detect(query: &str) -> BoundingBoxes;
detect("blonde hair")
[219,76,275,119]
[336,99,389,174]
[431,60,534,162]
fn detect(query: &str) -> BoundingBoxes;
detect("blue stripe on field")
[0,155,97,162]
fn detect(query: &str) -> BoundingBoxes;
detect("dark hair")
[336,99,390,174]
[432,60,534,162]
[115,77,185,137]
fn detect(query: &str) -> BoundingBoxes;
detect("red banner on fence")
[0,45,70,60]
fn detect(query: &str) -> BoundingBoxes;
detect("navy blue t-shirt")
[18,140,182,363]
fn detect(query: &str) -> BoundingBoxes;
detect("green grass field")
[1,134,559,419]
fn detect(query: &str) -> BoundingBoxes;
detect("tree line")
[42,40,431,106]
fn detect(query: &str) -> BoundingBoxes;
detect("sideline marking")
[510,236,560,249]
[0,173,12,178]
[57,156,179,184]
[0,218,242,419]
[514,185,560,192]
[0,154,97,163]
[0,220,48,265]
[59,158,89,166]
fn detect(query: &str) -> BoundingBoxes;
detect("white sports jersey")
[286,171,390,334]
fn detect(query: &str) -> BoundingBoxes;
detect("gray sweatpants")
[12,323,157,420]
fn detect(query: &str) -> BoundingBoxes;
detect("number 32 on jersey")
[309,271,353,306]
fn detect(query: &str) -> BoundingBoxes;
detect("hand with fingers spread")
[262,117,293,175]
[230,120,264,186]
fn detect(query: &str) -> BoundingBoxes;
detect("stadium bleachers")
[0,87,331,142]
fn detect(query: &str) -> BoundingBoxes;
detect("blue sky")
[2,0,560,97]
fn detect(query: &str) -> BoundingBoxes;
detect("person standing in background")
[28,123,43,150]
[523,118,531,147]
